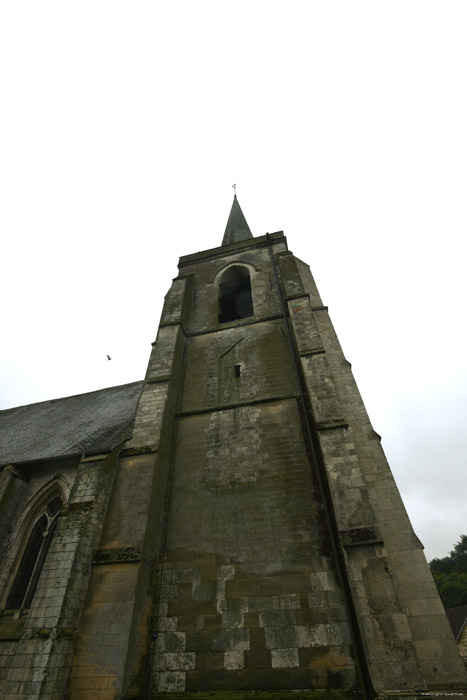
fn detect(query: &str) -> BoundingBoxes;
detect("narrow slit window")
[234,364,241,378]
[218,266,254,323]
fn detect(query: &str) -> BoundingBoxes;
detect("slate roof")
[222,195,253,246]
[0,381,144,466]
[446,605,467,641]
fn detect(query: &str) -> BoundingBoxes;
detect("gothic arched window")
[218,265,254,323]
[5,496,63,610]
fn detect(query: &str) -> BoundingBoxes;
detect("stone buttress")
[66,277,192,699]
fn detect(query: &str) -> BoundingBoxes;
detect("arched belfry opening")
[218,265,254,323]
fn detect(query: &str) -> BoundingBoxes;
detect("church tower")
[119,195,465,697]
[1,196,466,699]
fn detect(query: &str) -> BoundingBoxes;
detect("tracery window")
[218,265,254,323]
[5,496,63,610]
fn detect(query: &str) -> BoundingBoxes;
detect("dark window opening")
[234,364,241,378]
[6,496,63,610]
[218,266,254,323]
[47,496,62,518]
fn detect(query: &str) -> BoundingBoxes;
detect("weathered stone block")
[247,596,277,612]
[295,608,329,626]
[168,599,217,617]
[218,565,235,581]
[192,580,216,600]
[176,616,198,631]
[157,616,177,632]
[185,630,213,652]
[222,612,244,629]
[244,649,271,669]
[271,647,299,668]
[154,631,186,653]
[243,612,260,628]
[225,597,248,613]
[155,670,186,692]
[202,614,222,630]
[259,610,296,628]
[274,594,301,610]
[248,627,266,650]
[296,623,344,648]
[211,629,250,652]
[414,638,444,660]
[264,625,298,650]
[153,652,196,671]
[195,651,224,670]
[258,576,283,596]
[224,650,245,669]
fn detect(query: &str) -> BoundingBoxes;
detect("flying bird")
[106,355,111,361]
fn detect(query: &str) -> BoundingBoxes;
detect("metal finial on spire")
[232,183,236,196]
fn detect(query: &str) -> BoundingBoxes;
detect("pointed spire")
[222,194,253,246]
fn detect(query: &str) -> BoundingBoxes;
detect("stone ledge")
[149,692,363,700]
[28,626,76,640]
[300,348,325,357]
[147,691,467,700]
[378,690,467,698]
[178,231,285,266]
[286,293,311,302]
[93,546,142,565]
[177,394,300,418]
[340,527,383,547]
[0,465,29,481]
[186,314,284,337]
[158,321,188,333]
[120,446,158,457]
[80,453,109,463]
[63,500,93,514]
[316,420,349,431]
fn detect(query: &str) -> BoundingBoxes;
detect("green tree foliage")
[430,535,467,608]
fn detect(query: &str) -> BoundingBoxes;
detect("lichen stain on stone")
[68,651,119,699]
[204,407,262,488]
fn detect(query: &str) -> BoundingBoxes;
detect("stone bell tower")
[55,196,467,700]
[118,195,465,698]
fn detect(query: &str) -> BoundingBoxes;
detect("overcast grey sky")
[1,2,466,562]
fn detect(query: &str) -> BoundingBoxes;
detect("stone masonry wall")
[178,233,286,336]
[2,450,120,700]
[67,453,156,700]
[151,402,356,694]
[280,251,467,691]
[0,460,78,696]
[181,320,298,415]
[0,467,29,568]
[0,460,78,605]
[148,237,360,695]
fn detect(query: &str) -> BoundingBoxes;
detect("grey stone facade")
[0,200,466,699]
